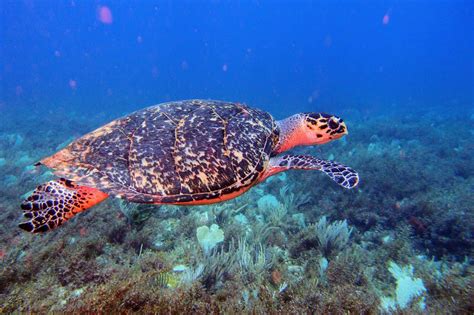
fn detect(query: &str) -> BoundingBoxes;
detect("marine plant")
[313,216,353,257]
[196,224,225,255]
[0,105,472,313]
[380,261,426,312]
[117,199,159,228]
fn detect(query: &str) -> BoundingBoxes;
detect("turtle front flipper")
[261,155,359,189]
[19,179,108,233]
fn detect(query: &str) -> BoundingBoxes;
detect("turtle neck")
[273,114,305,154]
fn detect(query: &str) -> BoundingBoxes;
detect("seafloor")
[0,105,472,313]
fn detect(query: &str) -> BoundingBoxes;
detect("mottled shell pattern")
[41,100,280,204]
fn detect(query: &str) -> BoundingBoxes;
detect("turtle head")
[303,112,348,145]
[274,112,348,154]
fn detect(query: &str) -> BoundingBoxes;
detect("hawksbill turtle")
[19,100,359,233]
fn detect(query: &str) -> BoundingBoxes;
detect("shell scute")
[175,104,237,194]
[128,111,181,195]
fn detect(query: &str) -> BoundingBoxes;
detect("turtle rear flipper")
[19,179,108,233]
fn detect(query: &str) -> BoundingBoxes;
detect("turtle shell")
[41,100,279,204]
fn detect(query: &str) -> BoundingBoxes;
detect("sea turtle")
[19,100,359,233]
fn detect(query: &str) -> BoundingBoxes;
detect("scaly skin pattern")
[40,100,279,204]
[19,179,108,233]
[261,155,359,189]
[274,112,347,154]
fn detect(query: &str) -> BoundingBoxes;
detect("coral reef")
[0,108,472,313]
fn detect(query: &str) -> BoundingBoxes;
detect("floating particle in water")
[54,50,61,57]
[97,5,113,24]
[308,89,320,103]
[69,79,77,90]
[222,64,228,72]
[137,35,143,43]
[15,85,23,96]
[383,13,390,25]
[181,60,189,70]
[151,66,159,78]
[324,35,332,47]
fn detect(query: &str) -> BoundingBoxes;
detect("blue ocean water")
[1,1,473,312]
[3,1,472,117]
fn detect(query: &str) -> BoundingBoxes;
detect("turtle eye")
[328,117,339,129]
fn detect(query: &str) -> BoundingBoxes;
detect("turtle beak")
[341,121,348,135]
